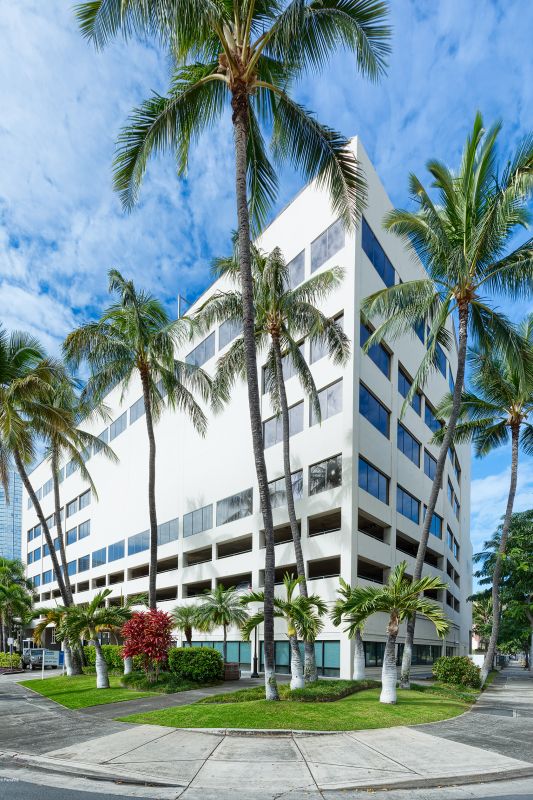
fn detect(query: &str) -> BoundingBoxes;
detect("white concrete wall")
[22,139,472,676]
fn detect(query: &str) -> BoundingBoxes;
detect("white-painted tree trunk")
[265,666,278,699]
[353,629,366,681]
[529,629,533,672]
[290,635,305,690]
[123,656,133,675]
[380,635,398,704]
[93,640,110,689]
[63,642,73,677]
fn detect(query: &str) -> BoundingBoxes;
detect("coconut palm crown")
[361,113,533,687]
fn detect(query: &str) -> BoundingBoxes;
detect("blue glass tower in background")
[0,469,22,561]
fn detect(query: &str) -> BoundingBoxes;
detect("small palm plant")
[331,578,367,681]
[76,0,390,702]
[64,270,211,610]
[242,574,327,690]
[434,315,533,685]
[0,583,32,655]
[194,585,249,665]
[64,589,133,688]
[361,114,533,687]
[195,243,348,681]
[344,563,449,704]
[172,604,200,647]
[33,606,73,673]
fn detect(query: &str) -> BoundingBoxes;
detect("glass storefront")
[259,640,340,677]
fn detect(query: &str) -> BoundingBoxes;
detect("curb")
[0,750,186,789]
[3,748,533,794]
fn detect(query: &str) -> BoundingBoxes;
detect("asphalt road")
[0,780,150,800]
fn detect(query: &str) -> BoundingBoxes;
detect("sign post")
[7,637,14,670]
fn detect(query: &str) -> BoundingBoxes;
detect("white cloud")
[469,458,533,557]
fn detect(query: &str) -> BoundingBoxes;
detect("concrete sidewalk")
[2,664,532,798]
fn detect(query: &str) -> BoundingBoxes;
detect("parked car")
[21,648,58,670]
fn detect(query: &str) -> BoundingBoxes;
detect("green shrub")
[432,656,481,688]
[0,652,21,668]
[122,670,200,694]
[199,679,382,704]
[168,647,223,683]
[83,645,142,670]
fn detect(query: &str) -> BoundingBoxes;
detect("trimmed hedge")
[432,656,481,688]
[0,652,21,668]
[168,647,223,683]
[83,645,142,670]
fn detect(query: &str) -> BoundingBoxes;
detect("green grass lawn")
[117,683,473,731]
[19,674,158,709]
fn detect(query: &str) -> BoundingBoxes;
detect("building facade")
[22,140,472,676]
[1,469,22,561]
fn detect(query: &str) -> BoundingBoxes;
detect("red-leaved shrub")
[122,610,173,679]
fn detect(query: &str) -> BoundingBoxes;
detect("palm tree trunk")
[289,633,304,690]
[481,423,520,686]
[93,638,110,689]
[140,367,158,611]
[14,449,69,605]
[232,87,278,701]
[185,627,192,646]
[400,302,469,689]
[223,624,227,665]
[124,656,133,675]
[380,626,398,704]
[272,338,317,683]
[63,637,73,677]
[51,446,74,606]
[353,628,366,680]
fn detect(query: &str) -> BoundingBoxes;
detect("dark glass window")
[263,401,304,448]
[425,402,442,433]
[186,331,216,367]
[92,548,106,568]
[108,540,125,562]
[269,470,303,509]
[424,449,437,481]
[128,530,149,555]
[157,518,179,545]
[184,505,213,537]
[435,343,447,377]
[358,457,389,504]
[424,506,443,539]
[359,384,390,438]
[361,217,395,287]
[287,250,305,287]
[66,527,77,546]
[109,411,127,441]
[129,396,145,424]
[310,313,344,364]
[397,422,420,466]
[78,520,90,540]
[216,489,253,526]
[397,485,420,524]
[66,498,78,517]
[79,490,91,510]
[309,455,342,495]
[67,561,77,577]
[311,219,344,272]
[360,322,390,377]
[219,318,242,350]
[310,380,343,425]
[398,367,421,414]
[78,555,90,573]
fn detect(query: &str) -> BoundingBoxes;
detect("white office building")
[22,140,472,677]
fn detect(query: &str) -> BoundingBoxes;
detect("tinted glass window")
[359,384,390,438]
[269,470,303,509]
[219,318,242,350]
[216,489,253,526]
[184,505,213,537]
[397,485,420,524]
[109,411,127,441]
[129,396,145,424]
[358,457,389,503]
[309,455,342,495]
[360,322,390,377]
[311,219,344,272]
[397,422,420,466]
[310,380,343,425]
[361,217,395,287]
[287,250,305,287]
[185,332,215,366]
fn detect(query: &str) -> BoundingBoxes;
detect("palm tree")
[76,0,391,701]
[471,596,492,653]
[42,372,116,610]
[361,114,533,688]
[242,574,327,689]
[0,558,33,651]
[32,606,73,673]
[0,329,72,605]
[64,589,133,688]
[331,578,367,680]
[0,583,33,655]
[64,270,211,610]
[193,585,249,665]
[172,604,199,646]
[434,316,533,685]
[342,563,449,703]
[195,244,348,681]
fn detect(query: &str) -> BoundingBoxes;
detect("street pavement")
[0,664,531,798]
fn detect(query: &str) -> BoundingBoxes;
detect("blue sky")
[1,1,532,559]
